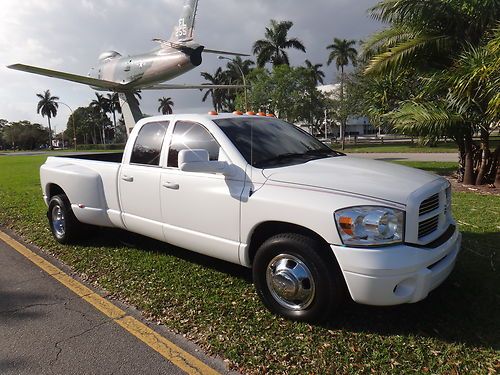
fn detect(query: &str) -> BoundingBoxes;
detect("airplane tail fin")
[170,0,199,43]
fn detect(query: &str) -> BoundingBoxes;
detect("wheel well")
[47,184,65,200]
[247,221,332,265]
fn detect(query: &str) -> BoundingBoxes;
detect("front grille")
[419,215,439,238]
[409,183,453,245]
[419,193,439,216]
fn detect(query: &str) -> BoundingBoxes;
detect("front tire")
[253,233,345,322]
[48,194,82,244]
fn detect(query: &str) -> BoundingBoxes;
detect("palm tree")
[225,57,254,84]
[90,93,110,144]
[200,68,228,112]
[326,38,357,149]
[252,20,306,67]
[304,60,325,85]
[363,0,500,185]
[363,0,499,75]
[106,93,121,130]
[36,90,59,149]
[158,97,174,115]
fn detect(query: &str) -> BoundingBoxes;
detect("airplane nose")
[189,46,204,67]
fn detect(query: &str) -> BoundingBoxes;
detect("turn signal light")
[339,216,354,236]
[208,111,218,115]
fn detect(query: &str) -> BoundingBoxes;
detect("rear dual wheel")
[253,233,345,322]
[48,194,84,244]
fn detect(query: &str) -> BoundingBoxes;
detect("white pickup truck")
[40,113,461,322]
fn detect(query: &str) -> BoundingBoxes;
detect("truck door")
[118,121,169,241]
[160,120,245,264]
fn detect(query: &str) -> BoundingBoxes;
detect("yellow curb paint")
[0,230,220,375]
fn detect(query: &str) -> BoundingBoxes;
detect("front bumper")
[330,227,461,306]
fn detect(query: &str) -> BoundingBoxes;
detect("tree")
[158,97,174,115]
[363,0,500,185]
[240,65,330,130]
[65,106,111,145]
[90,93,111,144]
[0,119,7,149]
[326,38,358,149]
[304,60,325,85]
[2,121,49,150]
[200,68,229,112]
[221,57,255,111]
[225,57,254,82]
[106,93,121,131]
[252,20,306,67]
[36,90,59,149]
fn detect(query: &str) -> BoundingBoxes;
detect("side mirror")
[178,149,233,176]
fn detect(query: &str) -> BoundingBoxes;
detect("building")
[316,84,376,137]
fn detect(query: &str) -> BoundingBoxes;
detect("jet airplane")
[8,0,248,132]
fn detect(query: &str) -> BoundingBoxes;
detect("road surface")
[0,229,231,375]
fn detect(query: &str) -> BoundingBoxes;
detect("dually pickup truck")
[40,113,461,321]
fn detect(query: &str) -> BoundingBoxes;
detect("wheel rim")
[265,254,316,311]
[51,205,66,238]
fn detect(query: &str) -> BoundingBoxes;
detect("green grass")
[0,156,498,374]
[394,161,459,176]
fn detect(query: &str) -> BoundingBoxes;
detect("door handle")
[162,182,179,190]
[122,175,134,182]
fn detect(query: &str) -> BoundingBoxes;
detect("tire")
[253,233,345,322]
[47,194,83,244]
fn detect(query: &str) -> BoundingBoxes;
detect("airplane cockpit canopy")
[98,51,122,62]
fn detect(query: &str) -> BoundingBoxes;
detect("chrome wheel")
[51,204,66,238]
[265,254,316,310]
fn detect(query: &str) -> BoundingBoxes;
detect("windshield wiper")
[254,153,309,167]
[304,149,344,157]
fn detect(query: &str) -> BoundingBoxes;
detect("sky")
[0,0,383,132]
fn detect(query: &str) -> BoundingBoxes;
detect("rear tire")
[253,233,345,322]
[48,194,83,244]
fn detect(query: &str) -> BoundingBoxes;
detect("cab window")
[130,121,169,166]
[167,121,220,168]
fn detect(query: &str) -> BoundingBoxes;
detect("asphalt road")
[0,231,230,375]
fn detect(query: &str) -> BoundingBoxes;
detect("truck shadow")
[77,228,498,350]
[78,227,253,282]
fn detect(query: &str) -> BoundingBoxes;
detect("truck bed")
[59,152,124,163]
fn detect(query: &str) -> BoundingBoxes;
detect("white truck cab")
[40,113,461,322]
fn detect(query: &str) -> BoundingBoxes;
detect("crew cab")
[40,113,461,321]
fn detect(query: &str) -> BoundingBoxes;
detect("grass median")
[0,155,498,374]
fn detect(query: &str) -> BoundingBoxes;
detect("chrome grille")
[419,215,439,238]
[419,193,439,216]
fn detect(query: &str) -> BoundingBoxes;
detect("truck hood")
[262,156,440,204]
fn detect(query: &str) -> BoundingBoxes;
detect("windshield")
[214,117,343,168]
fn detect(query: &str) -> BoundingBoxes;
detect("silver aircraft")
[8,0,247,132]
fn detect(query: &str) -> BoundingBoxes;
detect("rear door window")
[130,121,169,166]
[167,121,220,168]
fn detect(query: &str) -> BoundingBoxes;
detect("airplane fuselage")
[88,43,204,91]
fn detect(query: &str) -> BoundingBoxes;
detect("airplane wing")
[203,48,250,57]
[7,64,128,90]
[141,83,245,90]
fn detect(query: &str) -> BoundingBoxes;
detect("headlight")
[334,206,404,246]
